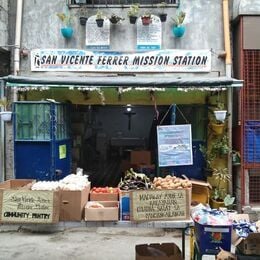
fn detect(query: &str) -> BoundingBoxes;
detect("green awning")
[2,75,243,88]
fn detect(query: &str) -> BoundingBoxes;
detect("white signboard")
[86,16,110,50]
[31,49,211,72]
[137,15,161,50]
[157,125,193,167]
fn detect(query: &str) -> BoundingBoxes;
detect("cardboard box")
[119,190,131,221]
[0,180,59,224]
[135,243,183,260]
[0,179,35,190]
[90,190,118,201]
[59,183,90,221]
[190,179,211,205]
[85,201,119,221]
[131,188,191,221]
[236,249,260,260]
[131,150,151,165]
[194,221,232,255]
[235,232,260,255]
[216,248,236,260]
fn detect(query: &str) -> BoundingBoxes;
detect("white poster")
[137,15,162,50]
[86,16,110,50]
[157,124,193,167]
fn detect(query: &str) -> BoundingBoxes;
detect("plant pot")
[214,110,227,122]
[96,19,104,27]
[210,198,225,209]
[0,111,12,121]
[172,25,186,38]
[61,27,73,39]
[210,123,225,135]
[79,17,88,26]
[110,17,118,24]
[129,16,137,24]
[141,17,151,26]
[232,152,241,165]
[159,13,167,22]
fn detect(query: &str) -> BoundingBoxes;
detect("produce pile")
[118,168,153,190]
[31,173,90,191]
[153,175,192,189]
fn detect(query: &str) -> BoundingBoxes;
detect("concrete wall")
[233,0,260,19]
[19,0,226,78]
[0,0,8,50]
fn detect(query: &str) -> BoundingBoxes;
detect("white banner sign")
[31,49,211,72]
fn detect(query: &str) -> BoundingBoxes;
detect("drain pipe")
[13,0,23,101]
[223,0,233,194]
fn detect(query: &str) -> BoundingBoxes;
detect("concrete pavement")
[0,224,188,260]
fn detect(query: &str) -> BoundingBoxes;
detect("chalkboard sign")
[0,190,60,224]
[157,124,193,167]
[130,189,191,221]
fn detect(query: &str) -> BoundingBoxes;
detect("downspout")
[6,0,23,180]
[13,0,23,101]
[223,0,233,194]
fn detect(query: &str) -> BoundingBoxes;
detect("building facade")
[1,0,244,206]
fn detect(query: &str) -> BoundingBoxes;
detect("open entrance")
[70,104,207,187]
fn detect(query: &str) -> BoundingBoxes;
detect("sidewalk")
[0,223,193,260]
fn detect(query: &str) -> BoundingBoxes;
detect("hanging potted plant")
[0,97,12,122]
[211,135,231,157]
[157,2,167,22]
[79,6,88,26]
[171,11,186,38]
[57,11,74,39]
[96,10,105,27]
[141,11,152,26]
[109,14,125,24]
[210,102,227,135]
[210,167,231,209]
[127,4,140,25]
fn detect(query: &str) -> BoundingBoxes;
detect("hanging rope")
[159,104,189,125]
[150,90,159,121]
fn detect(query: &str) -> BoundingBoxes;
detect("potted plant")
[157,2,167,22]
[141,11,152,26]
[57,11,74,38]
[0,97,12,121]
[199,144,216,177]
[210,167,231,209]
[96,10,105,27]
[109,14,125,24]
[211,134,231,157]
[127,4,140,25]
[171,11,186,38]
[79,6,88,26]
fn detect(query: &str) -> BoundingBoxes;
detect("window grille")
[70,0,179,7]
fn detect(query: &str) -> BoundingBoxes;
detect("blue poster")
[157,125,193,167]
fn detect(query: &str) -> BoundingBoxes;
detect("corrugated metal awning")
[2,75,243,88]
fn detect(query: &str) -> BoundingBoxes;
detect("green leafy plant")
[157,2,167,14]
[109,14,125,24]
[96,10,104,20]
[212,167,230,201]
[171,11,186,26]
[0,97,11,111]
[199,144,216,171]
[224,194,235,209]
[211,135,231,156]
[127,4,140,17]
[56,12,73,27]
